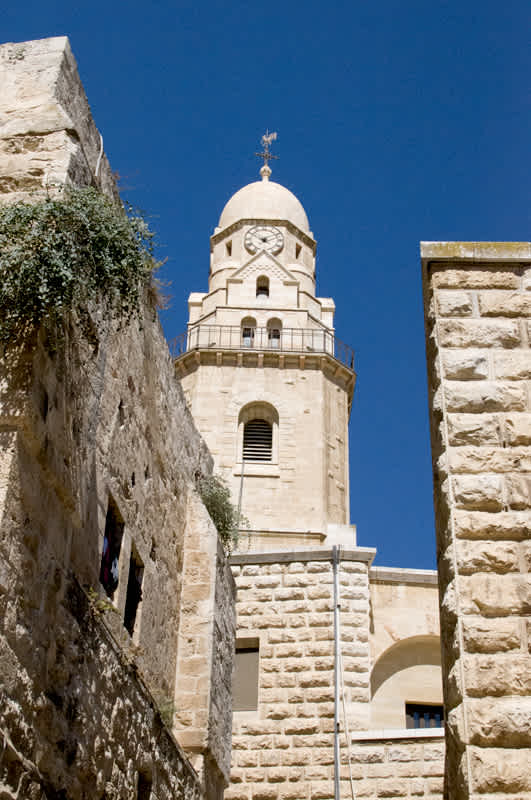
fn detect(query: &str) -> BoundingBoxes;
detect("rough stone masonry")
[422,243,531,800]
[0,35,236,800]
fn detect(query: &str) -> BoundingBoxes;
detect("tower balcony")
[171,325,356,407]
[171,324,355,370]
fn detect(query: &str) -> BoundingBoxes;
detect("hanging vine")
[0,186,159,347]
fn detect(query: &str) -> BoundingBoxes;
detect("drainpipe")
[333,545,341,800]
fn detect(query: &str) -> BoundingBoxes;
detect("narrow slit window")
[99,497,124,599]
[124,546,144,636]
[243,419,272,462]
[405,703,444,729]
[233,639,259,711]
[137,772,152,800]
[295,243,302,259]
[226,240,232,257]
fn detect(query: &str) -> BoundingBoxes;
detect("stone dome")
[218,173,310,234]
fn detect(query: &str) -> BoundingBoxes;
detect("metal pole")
[333,545,341,800]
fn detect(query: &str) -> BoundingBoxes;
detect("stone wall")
[227,549,374,800]
[422,242,531,799]
[0,36,116,201]
[368,569,442,730]
[348,736,445,799]
[0,35,236,799]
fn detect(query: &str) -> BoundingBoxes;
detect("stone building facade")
[0,36,235,800]
[175,163,446,799]
[422,243,531,800]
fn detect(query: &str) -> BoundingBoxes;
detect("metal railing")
[170,325,355,371]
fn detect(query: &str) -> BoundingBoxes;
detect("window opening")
[124,545,144,636]
[241,317,256,348]
[405,703,444,729]
[225,241,232,257]
[295,243,302,259]
[267,318,282,349]
[256,276,269,298]
[233,639,259,711]
[99,497,124,599]
[243,419,272,462]
[137,772,152,800]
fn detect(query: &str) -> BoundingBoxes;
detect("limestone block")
[459,573,531,616]
[432,267,520,289]
[453,509,530,540]
[437,291,473,317]
[452,474,503,511]
[467,696,531,746]
[506,475,531,509]
[470,746,531,793]
[479,291,531,317]
[464,653,531,696]
[462,617,521,653]
[504,413,531,445]
[493,349,531,380]
[449,445,531,473]
[455,540,519,574]
[447,413,500,446]
[444,381,526,413]
[437,319,520,348]
[442,350,489,381]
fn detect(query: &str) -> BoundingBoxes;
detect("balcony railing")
[170,325,355,371]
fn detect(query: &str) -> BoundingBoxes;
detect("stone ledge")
[230,547,376,566]
[369,566,438,585]
[421,241,531,263]
[351,728,445,742]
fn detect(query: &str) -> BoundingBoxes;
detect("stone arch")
[370,635,443,729]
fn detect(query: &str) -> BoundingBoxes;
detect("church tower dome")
[217,167,311,235]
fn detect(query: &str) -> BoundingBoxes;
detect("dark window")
[124,546,144,636]
[256,276,269,297]
[267,319,282,349]
[99,497,124,598]
[242,327,255,347]
[137,772,152,800]
[243,419,272,462]
[405,703,444,729]
[233,639,259,711]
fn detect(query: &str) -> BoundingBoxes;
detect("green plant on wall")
[0,186,158,347]
[196,473,245,553]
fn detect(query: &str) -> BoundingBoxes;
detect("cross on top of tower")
[255,130,278,181]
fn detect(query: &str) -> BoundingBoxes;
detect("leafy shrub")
[196,473,244,553]
[0,186,157,346]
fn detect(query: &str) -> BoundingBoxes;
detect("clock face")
[244,226,284,255]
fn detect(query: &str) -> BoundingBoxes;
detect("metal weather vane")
[255,130,279,168]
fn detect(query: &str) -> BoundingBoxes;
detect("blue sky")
[3,0,530,567]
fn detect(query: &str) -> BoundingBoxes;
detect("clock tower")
[174,157,356,550]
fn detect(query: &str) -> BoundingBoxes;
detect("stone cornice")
[230,547,376,566]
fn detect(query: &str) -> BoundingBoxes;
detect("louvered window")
[243,419,272,462]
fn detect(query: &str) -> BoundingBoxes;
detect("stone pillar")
[422,243,531,799]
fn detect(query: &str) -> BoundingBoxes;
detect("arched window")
[267,318,282,349]
[256,276,269,298]
[241,316,256,348]
[243,419,272,461]
[238,402,279,464]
